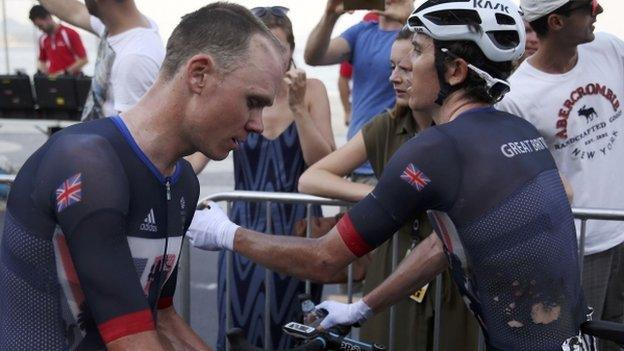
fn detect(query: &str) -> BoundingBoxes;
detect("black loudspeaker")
[34,74,88,121]
[0,74,36,118]
[34,74,78,111]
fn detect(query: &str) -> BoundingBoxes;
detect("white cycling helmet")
[407,0,526,62]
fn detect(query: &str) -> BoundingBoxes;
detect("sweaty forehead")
[248,35,287,70]
[237,47,283,96]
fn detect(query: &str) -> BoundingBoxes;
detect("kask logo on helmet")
[473,0,509,14]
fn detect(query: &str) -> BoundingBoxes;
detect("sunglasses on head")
[250,6,290,18]
[440,48,511,102]
[564,0,600,17]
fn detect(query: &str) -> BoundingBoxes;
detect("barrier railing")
[184,191,624,351]
[0,174,15,184]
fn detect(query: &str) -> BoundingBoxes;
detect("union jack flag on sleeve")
[56,173,83,213]
[400,163,431,191]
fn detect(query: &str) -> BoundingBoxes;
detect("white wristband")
[217,220,238,251]
[187,203,239,251]
[354,299,374,322]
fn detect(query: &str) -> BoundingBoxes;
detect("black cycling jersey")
[336,107,587,350]
[0,116,199,350]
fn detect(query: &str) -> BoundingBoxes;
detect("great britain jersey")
[336,107,587,350]
[0,116,199,350]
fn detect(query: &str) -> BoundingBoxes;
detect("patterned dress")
[216,123,322,350]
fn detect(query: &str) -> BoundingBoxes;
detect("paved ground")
[0,114,351,346]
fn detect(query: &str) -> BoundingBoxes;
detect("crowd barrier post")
[264,201,273,350]
[305,203,313,295]
[226,201,234,351]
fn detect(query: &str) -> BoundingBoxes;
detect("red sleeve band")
[157,296,173,310]
[98,309,155,344]
[337,213,373,257]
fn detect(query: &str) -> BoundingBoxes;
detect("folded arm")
[298,131,373,202]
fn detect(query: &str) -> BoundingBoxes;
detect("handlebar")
[227,327,386,351]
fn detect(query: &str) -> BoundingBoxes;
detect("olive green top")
[358,109,479,351]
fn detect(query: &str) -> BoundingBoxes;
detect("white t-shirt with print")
[498,32,624,255]
[90,16,164,115]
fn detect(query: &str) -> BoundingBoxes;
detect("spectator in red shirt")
[29,5,88,77]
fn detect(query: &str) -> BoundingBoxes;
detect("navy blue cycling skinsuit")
[0,116,199,350]
[336,107,588,350]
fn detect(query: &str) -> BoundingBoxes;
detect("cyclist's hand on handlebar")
[187,201,239,251]
[316,299,373,330]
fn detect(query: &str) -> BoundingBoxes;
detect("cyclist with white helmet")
[189,0,591,348]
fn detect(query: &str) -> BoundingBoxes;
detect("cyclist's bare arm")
[233,226,356,283]
[38,0,94,34]
[363,233,448,313]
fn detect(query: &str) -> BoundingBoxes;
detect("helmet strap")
[433,52,461,106]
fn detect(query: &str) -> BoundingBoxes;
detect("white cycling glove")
[187,201,239,251]
[316,299,374,330]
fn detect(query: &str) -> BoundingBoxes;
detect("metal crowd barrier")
[181,191,624,351]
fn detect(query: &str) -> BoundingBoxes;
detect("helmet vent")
[487,30,520,50]
[415,0,471,13]
[424,9,482,26]
[408,16,425,29]
[495,13,516,25]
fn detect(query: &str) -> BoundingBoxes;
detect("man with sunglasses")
[498,2,624,349]
[304,0,414,186]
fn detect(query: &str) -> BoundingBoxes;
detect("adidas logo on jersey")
[140,209,158,233]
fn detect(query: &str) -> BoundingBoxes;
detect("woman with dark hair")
[187,6,334,351]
